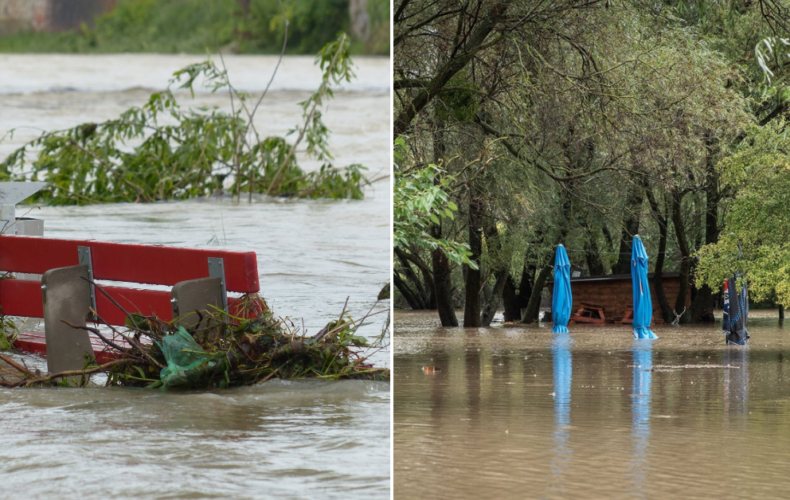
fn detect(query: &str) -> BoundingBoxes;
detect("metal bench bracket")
[208,257,228,312]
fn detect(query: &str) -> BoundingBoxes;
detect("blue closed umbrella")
[552,244,572,334]
[631,236,658,340]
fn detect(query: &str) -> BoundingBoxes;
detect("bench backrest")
[0,236,259,326]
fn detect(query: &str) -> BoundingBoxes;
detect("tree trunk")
[393,272,425,309]
[502,259,534,322]
[652,230,673,324]
[479,222,506,326]
[481,270,493,305]
[645,189,673,323]
[432,221,458,326]
[521,264,551,324]
[612,188,644,274]
[690,138,720,323]
[395,248,432,309]
[671,189,692,323]
[502,274,519,321]
[463,195,483,327]
[430,112,456,325]
[481,269,508,327]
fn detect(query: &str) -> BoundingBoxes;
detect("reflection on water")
[630,340,652,498]
[724,347,749,423]
[394,311,790,499]
[551,332,572,495]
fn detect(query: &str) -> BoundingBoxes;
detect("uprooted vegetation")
[0,287,389,389]
[0,33,375,204]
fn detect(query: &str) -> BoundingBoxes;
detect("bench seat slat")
[1,279,254,326]
[15,332,125,364]
[0,236,259,292]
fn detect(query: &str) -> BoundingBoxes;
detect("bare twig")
[18,359,134,388]
[87,308,165,370]
[0,354,34,378]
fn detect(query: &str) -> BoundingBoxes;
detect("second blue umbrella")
[552,244,572,334]
[631,235,658,340]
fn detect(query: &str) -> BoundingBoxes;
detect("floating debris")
[0,290,389,389]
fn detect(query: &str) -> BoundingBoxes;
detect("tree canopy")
[394,0,790,324]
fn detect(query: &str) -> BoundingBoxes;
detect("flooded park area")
[0,54,390,499]
[394,310,790,499]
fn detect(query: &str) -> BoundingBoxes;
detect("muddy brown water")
[0,54,390,499]
[394,310,790,499]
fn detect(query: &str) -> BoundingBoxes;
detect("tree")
[393,0,776,327]
[697,122,790,306]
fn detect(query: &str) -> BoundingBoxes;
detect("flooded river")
[395,310,790,499]
[0,54,390,499]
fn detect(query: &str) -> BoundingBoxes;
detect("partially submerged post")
[41,265,95,378]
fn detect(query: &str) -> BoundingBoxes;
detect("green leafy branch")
[0,33,368,205]
[393,138,476,268]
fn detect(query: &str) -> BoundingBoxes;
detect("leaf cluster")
[393,138,476,267]
[1,34,369,204]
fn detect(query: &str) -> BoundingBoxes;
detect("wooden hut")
[547,273,690,324]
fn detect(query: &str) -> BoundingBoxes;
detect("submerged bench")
[0,235,260,372]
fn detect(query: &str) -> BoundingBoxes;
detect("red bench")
[0,235,260,366]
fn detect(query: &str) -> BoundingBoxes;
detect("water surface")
[395,310,790,499]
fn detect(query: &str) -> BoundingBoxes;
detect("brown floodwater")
[394,310,790,499]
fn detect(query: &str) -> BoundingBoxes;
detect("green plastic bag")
[159,327,212,389]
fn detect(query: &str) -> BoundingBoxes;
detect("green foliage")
[393,0,766,317]
[436,71,479,123]
[0,318,16,350]
[393,138,476,268]
[244,0,389,54]
[0,34,369,204]
[0,0,390,56]
[696,121,790,306]
[245,0,348,54]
